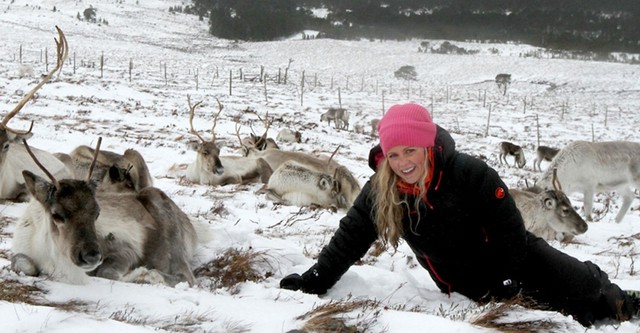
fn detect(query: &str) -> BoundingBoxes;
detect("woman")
[280,103,638,326]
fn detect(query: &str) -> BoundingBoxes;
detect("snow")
[0,1,639,332]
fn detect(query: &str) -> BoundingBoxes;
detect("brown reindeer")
[11,138,200,286]
[533,145,560,172]
[498,141,526,169]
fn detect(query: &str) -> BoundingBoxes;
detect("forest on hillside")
[184,0,640,53]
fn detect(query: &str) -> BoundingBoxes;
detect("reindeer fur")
[538,140,640,223]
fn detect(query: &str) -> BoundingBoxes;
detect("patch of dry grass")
[471,295,564,333]
[0,278,87,312]
[194,247,274,293]
[295,298,385,333]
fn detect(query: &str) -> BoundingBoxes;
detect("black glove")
[280,273,304,291]
[490,278,521,300]
[280,264,330,295]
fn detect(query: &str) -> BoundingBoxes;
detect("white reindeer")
[511,170,588,242]
[12,138,201,286]
[17,64,35,78]
[253,146,361,209]
[538,140,640,223]
[0,26,71,201]
[276,128,302,143]
[259,161,360,210]
[498,141,526,168]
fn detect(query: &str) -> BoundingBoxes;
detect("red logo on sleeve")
[495,187,506,199]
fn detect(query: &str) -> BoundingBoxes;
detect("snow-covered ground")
[1,1,639,332]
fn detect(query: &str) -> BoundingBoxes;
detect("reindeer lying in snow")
[255,146,362,210]
[510,169,588,242]
[55,144,153,192]
[0,26,72,201]
[12,138,200,286]
[260,160,359,210]
[170,96,272,186]
[537,140,640,223]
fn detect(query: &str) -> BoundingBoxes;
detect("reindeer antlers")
[22,139,61,189]
[187,95,224,143]
[551,168,563,191]
[23,137,102,188]
[2,26,68,135]
[187,95,205,143]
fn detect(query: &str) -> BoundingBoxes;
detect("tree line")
[188,0,640,52]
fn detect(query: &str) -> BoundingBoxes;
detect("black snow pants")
[517,234,635,326]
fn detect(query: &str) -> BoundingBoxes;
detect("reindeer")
[55,144,153,192]
[17,64,35,78]
[498,141,526,168]
[537,140,640,223]
[533,145,559,172]
[495,73,511,96]
[370,118,380,137]
[320,108,350,130]
[254,146,361,209]
[11,138,200,286]
[240,111,279,151]
[276,128,302,143]
[510,169,588,242]
[0,26,72,202]
[179,96,272,186]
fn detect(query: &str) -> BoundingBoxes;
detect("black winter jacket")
[312,125,528,300]
[301,125,635,325]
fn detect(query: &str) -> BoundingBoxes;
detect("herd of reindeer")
[2,27,640,289]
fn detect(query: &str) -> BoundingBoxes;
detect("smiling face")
[386,145,428,185]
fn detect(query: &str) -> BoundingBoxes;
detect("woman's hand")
[279,264,330,295]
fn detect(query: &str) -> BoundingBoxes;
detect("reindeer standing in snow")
[537,140,640,223]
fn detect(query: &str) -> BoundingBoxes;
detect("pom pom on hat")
[377,103,436,155]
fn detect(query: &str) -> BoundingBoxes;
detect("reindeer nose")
[214,165,224,175]
[79,248,102,268]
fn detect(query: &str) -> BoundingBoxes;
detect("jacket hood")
[368,124,456,175]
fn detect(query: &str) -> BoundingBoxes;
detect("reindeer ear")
[186,140,200,151]
[543,196,556,210]
[9,132,34,142]
[22,170,55,204]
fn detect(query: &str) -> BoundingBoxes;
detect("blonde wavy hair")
[371,147,431,249]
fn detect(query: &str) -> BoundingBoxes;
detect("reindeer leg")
[615,188,634,223]
[583,189,595,221]
[11,253,40,276]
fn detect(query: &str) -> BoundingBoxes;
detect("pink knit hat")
[378,103,436,155]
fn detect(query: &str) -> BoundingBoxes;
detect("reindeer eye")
[51,213,65,223]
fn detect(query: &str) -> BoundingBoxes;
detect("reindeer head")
[22,137,103,272]
[188,95,224,175]
[544,168,588,236]
[236,111,276,156]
